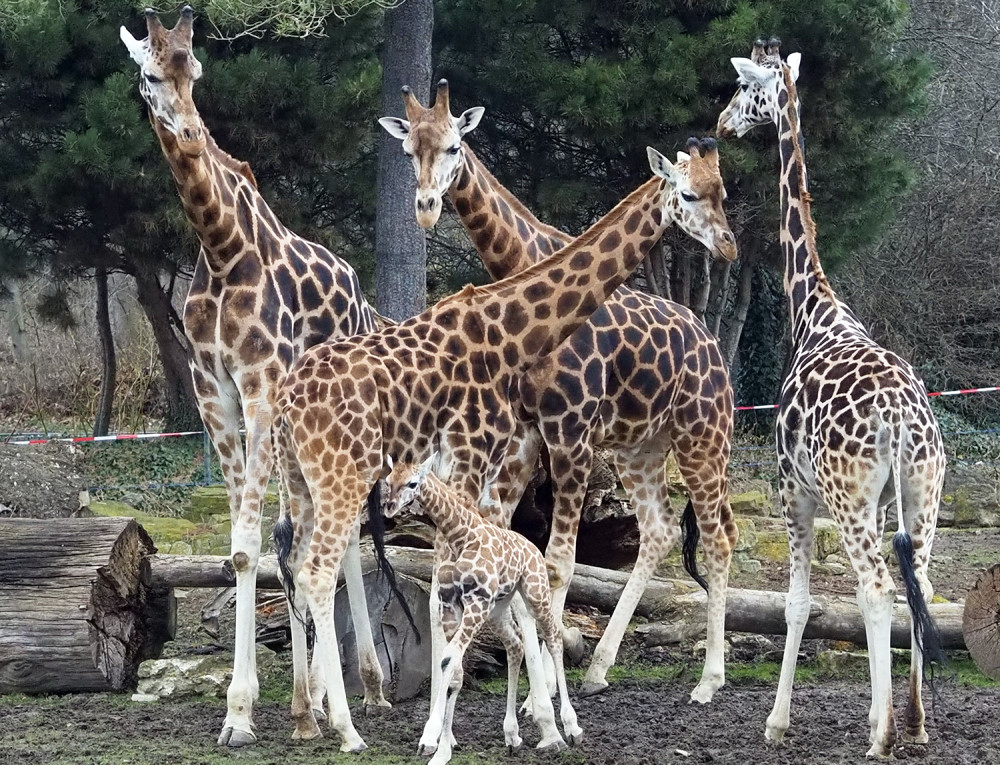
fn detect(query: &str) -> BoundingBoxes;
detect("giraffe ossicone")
[718,39,946,760]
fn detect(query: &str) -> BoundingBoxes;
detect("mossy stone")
[731,490,771,517]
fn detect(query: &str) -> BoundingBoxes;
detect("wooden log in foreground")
[0,518,173,694]
[963,564,1000,678]
[148,548,965,650]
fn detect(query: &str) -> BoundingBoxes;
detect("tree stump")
[963,563,1000,680]
[0,517,173,694]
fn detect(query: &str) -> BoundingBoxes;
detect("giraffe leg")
[427,541,457,748]
[298,495,367,753]
[581,450,679,697]
[420,597,474,761]
[765,489,817,745]
[530,591,583,746]
[900,469,941,746]
[511,593,565,750]
[274,424,323,740]
[219,402,274,748]
[308,648,327,723]
[489,608,524,752]
[341,519,391,712]
[677,450,735,705]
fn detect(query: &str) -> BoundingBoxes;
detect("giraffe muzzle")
[177,123,206,154]
[415,194,442,228]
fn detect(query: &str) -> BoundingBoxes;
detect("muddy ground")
[1,528,998,765]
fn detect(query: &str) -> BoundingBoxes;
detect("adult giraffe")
[272,140,737,753]
[718,39,946,758]
[120,6,390,747]
[380,81,739,701]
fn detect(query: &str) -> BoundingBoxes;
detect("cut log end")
[963,563,1000,680]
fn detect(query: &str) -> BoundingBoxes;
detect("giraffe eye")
[740,82,749,92]
[407,481,418,489]
[681,191,698,203]
[447,145,460,155]
[144,73,162,84]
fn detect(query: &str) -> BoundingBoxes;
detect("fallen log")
[635,588,967,650]
[963,564,1000,678]
[145,550,968,650]
[0,518,173,694]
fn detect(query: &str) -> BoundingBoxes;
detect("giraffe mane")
[462,147,566,244]
[781,64,837,304]
[445,175,663,302]
[203,127,259,189]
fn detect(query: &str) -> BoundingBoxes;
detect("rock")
[130,693,159,703]
[734,554,762,575]
[732,517,757,553]
[730,489,771,517]
[749,527,790,561]
[812,560,849,576]
[693,638,731,661]
[136,654,234,699]
[817,649,868,675]
[941,463,1000,528]
[0,442,85,518]
[185,485,279,524]
[813,518,841,559]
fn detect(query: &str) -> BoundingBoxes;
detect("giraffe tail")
[367,481,421,642]
[888,417,946,674]
[681,499,709,592]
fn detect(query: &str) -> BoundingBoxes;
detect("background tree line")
[2,0,995,436]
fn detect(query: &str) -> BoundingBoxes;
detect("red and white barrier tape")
[6,385,1000,445]
[734,384,1000,412]
[5,430,203,446]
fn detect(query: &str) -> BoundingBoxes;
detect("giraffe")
[272,139,734,753]
[379,80,739,702]
[119,6,392,747]
[717,39,947,758]
[381,454,582,765]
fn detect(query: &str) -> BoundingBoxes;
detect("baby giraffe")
[383,454,583,764]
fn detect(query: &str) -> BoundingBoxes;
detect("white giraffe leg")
[582,453,680,696]
[299,532,366,753]
[220,404,273,747]
[341,520,391,711]
[490,609,525,752]
[308,649,327,722]
[512,595,565,750]
[765,490,816,744]
[534,600,583,746]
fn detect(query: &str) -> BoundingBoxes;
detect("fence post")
[202,430,212,486]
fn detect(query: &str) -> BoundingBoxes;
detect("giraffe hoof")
[567,728,584,747]
[418,741,438,757]
[865,744,894,759]
[311,707,327,723]
[577,680,609,698]
[365,700,392,717]
[218,726,257,748]
[563,627,586,666]
[901,729,928,745]
[536,736,567,753]
[340,738,368,754]
[291,716,323,741]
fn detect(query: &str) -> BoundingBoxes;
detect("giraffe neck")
[152,116,267,276]
[465,176,668,370]
[775,70,839,348]
[449,147,569,280]
[418,474,482,549]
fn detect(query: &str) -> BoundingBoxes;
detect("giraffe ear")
[454,106,485,137]
[383,453,395,477]
[731,56,770,85]
[647,146,679,187]
[418,451,438,479]
[675,151,691,163]
[378,116,411,141]
[786,52,802,83]
[120,26,148,66]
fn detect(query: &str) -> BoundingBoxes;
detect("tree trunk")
[671,248,691,309]
[644,239,670,300]
[8,278,30,364]
[722,258,755,366]
[374,0,433,321]
[93,267,116,437]
[0,518,172,694]
[706,258,733,338]
[132,268,200,430]
[692,251,712,323]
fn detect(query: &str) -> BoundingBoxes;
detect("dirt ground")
[1,528,998,765]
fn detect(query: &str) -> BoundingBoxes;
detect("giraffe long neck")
[449,147,570,279]
[418,474,482,549]
[473,176,668,370]
[775,68,838,348]
[153,117,271,276]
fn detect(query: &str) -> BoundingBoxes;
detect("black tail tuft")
[681,499,709,592]
[893,531,947,675]
[367,481,421,643]
[273,513,306,627]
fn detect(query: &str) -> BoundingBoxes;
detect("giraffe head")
[120,6,206,155]
[717,38,801,138]
[382,453,438,519]
[378,79,485,228]
[648,138,738,261]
